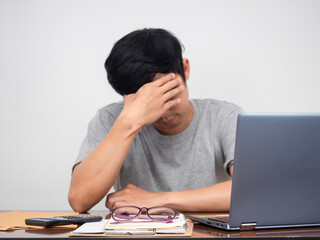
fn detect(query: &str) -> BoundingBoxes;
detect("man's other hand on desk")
[106,184,163,210]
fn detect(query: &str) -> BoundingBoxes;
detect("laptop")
[188,113,320,231]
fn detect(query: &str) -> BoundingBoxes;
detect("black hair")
[104,28,185,95]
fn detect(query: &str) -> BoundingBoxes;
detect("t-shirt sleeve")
[218,103,244,176]
[73,109,116,171]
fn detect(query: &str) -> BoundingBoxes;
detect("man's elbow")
[68,191,91,213]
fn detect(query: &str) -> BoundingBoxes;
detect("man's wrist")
[117,111,143,137]
[159,191,178,209]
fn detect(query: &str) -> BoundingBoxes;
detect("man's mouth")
[162,116,176,126]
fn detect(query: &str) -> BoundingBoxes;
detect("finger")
[106,192,122,210]
[153,73,176,87]
[106,196,121,210]
[160,78,182,95]
[162,83,184,101]
[163,98,181,111]
[106,200,120,211]
[105,198,112,210]
[106,193,130,209]
[112,201,127,209]
[105,194,114,209]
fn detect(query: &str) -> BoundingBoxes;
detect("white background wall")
[1,0,319,211]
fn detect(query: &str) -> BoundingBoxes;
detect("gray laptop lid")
[229,113,320,229]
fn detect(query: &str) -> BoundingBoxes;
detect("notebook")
[188,113,320,231]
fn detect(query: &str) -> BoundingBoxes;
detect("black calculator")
[25,214,103,227]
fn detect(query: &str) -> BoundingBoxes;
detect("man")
[68,28,243,213]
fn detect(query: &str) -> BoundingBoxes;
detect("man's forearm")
[163,180,232,212]
[105,167,234,212]
[68,112,142,212]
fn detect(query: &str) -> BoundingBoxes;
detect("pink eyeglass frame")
[111,206,178,223]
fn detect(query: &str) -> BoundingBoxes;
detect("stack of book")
[105,213,188,235]
[69,213,193,237]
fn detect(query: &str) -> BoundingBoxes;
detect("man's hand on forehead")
[121,72,183,128]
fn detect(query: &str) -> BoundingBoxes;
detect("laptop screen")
[229,113,320,229]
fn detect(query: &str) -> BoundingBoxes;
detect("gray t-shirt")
[74,99,243,192]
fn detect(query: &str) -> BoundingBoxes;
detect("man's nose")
[161,110,171,119]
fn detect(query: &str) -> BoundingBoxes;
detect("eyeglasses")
[111,206,178,223]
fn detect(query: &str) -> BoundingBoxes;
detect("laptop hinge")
[240,222,257,231]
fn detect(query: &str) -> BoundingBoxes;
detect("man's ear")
[183,58,190,81]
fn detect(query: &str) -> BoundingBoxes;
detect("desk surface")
[1,211,320,239]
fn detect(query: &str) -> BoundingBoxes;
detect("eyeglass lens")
[147,207,176,220]
[112,206,140,221]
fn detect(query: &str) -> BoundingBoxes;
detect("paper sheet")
[71,219,107,234]
[0,211,79,231]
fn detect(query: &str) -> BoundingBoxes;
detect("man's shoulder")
[98,101,124,116]
[191,98,242,113]
[89,101,124,129]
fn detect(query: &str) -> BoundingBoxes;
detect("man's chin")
[153,120,183,135]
